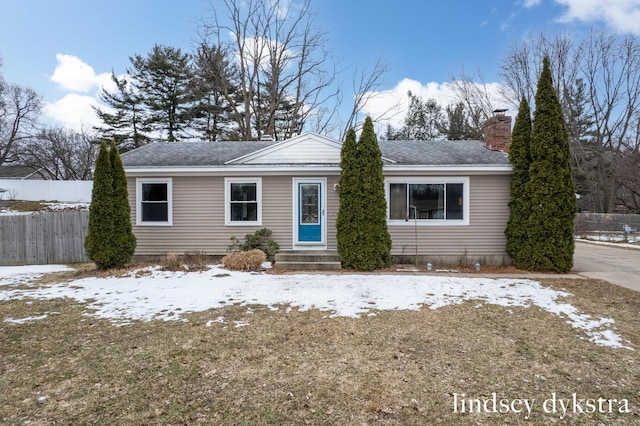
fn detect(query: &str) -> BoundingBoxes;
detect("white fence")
[0,179,93,202]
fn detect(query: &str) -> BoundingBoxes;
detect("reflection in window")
[141,183,169,222]
[389,182,464,221]
[230,182,258,222]
[300,184,319,224]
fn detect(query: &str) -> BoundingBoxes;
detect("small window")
[137,178,172,226]
[387,178,468,225]
[225,178,262,225]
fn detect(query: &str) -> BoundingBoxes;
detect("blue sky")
[2,0,639,133]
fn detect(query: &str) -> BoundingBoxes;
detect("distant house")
[0,165,52,180]
[121,113,513,265]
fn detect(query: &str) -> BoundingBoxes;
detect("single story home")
[121,113,513,266]
[0,165,52,180]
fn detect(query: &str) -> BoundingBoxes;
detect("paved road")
[573,240,640,292]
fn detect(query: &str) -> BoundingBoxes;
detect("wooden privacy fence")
[0,211,89,265]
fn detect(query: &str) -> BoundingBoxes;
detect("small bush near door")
[228,228,280,262]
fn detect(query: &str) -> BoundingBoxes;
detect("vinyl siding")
[128,175,340,256]
[128,173,509,264]
[386,174,511,264]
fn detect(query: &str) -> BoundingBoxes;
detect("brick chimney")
[482,109,511,152]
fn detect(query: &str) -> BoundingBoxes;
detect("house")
[121,113,513,266]
[0,165,52,180]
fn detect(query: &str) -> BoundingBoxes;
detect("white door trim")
[292,177,327,250]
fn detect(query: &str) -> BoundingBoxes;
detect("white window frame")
[136,178,173,226]
[385,176,470,226]
[225,177,262,226]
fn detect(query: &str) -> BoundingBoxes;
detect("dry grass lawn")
[1,269,640,425]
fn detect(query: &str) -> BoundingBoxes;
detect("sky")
[1,0,640,134]
[0,263,633,349]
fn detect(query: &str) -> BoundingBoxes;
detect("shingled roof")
[378,140,509,166]
[121,138,510,168]
[0,165,46,179]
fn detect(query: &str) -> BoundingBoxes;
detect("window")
[225,178,262,225]
[137,178,172,226]
[387,177,468,225]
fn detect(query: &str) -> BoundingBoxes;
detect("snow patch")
[0,264,632,350]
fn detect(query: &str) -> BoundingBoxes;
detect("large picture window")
[225,178,262,225]
[387,177,468,225]
[136,178,172,226]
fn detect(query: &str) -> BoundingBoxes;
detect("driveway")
[573,240,640,292]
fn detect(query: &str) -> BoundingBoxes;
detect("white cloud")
[523,0,542,7]
[43,93,103,131]
[554,0,640,34]
[49,54,112,93]
[360,78,508,132]
[45,54,119,130]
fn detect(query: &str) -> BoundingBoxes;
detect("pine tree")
[109,140,136,268]
[505,96,532,266]
[85,141,115,269]
[524,56,577,272]
[336,128,361,268]
[400,92,445,140]
[93,72,150,151]
[129,44,196,141]
[357,117,392,270]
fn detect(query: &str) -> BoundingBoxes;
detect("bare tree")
[571,30,640,212]
[340,57,391,139]
[449,68,498,137]
[20,127,99,180]
[199,0,338,141]
[0,83,41,166]
[500,32,580,107]
[500,29,640,212]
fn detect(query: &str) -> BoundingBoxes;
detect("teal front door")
[297,182,322,243]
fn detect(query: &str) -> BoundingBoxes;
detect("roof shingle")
[120,138,510,168]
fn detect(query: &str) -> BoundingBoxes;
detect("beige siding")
[388,174,511,264]
[128,175,339,256]
[325,175,340,249]
[128,173,510,264]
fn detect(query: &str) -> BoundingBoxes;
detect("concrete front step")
[274,250,341,270]
[275,251,340,263]
[274,261,342,271]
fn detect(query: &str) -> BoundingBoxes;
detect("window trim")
[385,176,470,226]
[225,177,262,226]
[136,178,173,226]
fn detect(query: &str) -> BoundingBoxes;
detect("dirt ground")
[1,265,639,425]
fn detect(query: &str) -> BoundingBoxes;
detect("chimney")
[482,109,511,152]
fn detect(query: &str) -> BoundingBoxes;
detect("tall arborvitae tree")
[524,56,577,272]
[505,96,532,266]
[85,141,115,269]
[357,117,392,270]
[336,128,360,268]
[109,140,136,268]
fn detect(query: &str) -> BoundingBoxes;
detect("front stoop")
[274,250,341,271]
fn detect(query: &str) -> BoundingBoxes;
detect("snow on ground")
[0,209,33,216]
[0,265,74,286]
[0,264,633,350]
[577,238,640,250]
[45,202,89,211]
